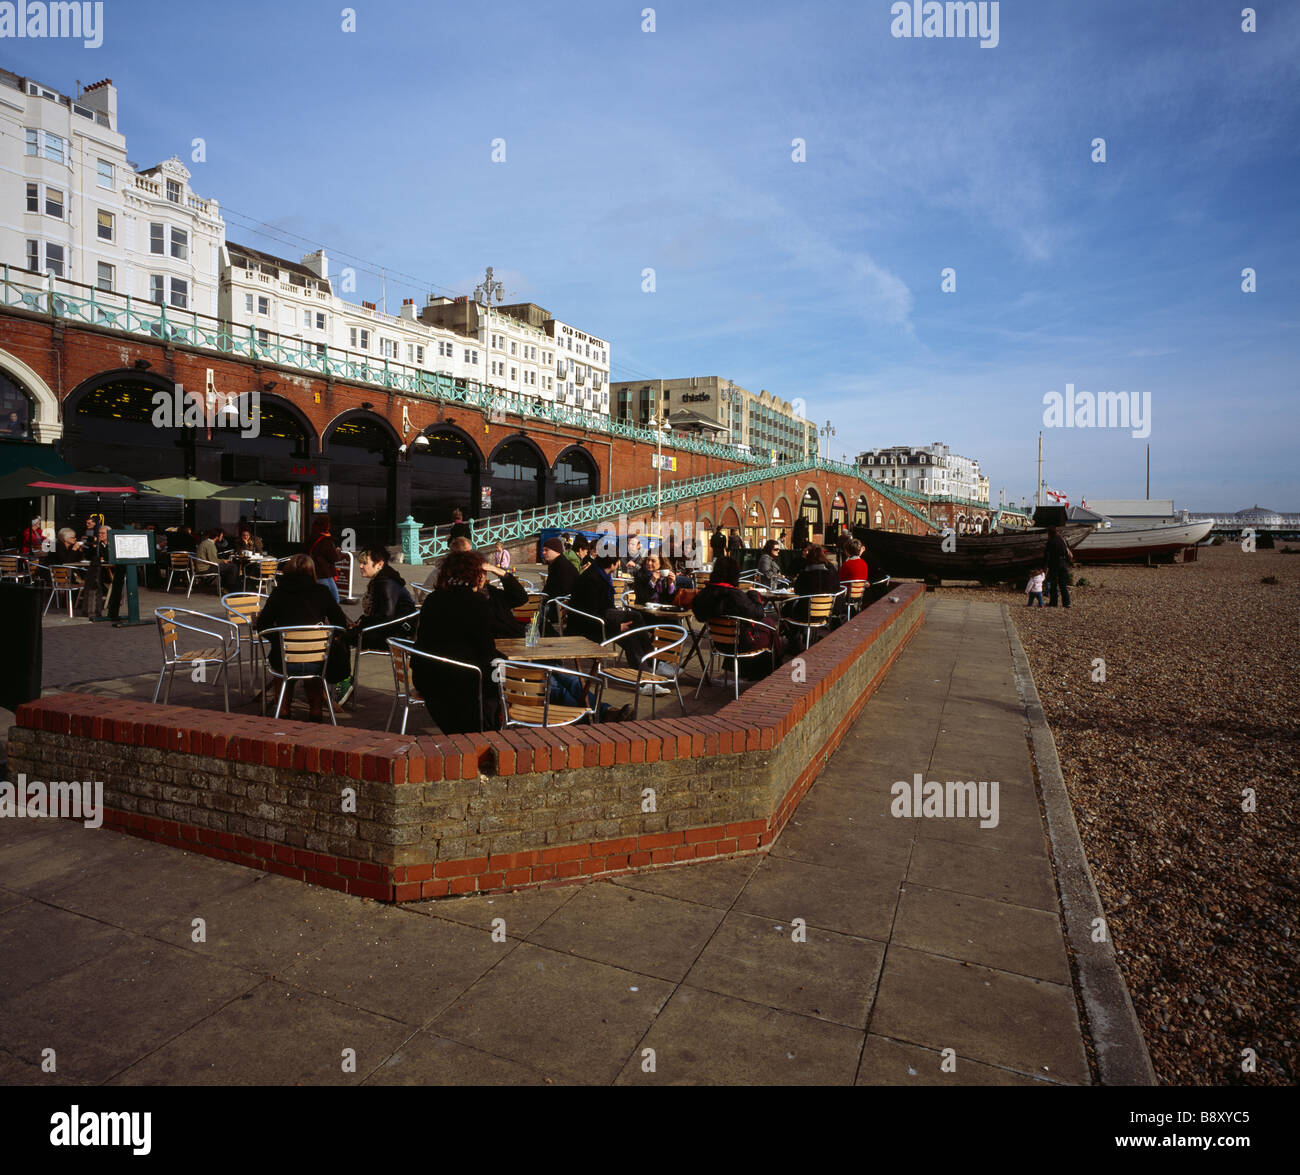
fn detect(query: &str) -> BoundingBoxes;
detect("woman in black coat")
[350,547,418,651]
[413,550,501,734]
[255,553,350,720]
[790,544,841,623]
[691,555,781,681]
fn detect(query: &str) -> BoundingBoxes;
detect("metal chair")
[346,611,419,708]
[597,624,687,719]
[555,600,607,641]
[40,564,83,617]
[164,551,195,592]
[245,557,279,596]
[153,607,240,712]
[541,593,569,635]
[386,638,485,734]
[498,660,604,729]
[409,583,432,605]
[221,592,264,696]
[839,579,869,620]
[512,595,543,625]
[779,590,843,650]
[187,555,222,598]
[0,554,32,583]
[696,614,780,700]
[259,624,346,724]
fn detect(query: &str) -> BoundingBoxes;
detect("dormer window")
[166,179,182,204]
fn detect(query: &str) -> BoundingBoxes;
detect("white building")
[0,70,222,316]
[856,441,987,501]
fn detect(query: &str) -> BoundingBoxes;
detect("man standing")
[1044,526,1073,608]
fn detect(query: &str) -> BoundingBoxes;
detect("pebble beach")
[1006,543,1299,1086]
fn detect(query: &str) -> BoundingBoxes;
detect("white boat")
[1073,517,1214,562]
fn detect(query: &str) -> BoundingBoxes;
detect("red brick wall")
[8,585,925,901]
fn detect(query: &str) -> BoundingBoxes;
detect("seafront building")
[611,376,818,462]
[856,441,988,503]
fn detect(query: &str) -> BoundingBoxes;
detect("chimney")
[400,298,417,321]
[301,250,329,281]
[78,78,117,127]
[362,300,376,311]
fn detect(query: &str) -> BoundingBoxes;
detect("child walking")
[1025,568,1045,608]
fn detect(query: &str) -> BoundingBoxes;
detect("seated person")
[195,527,239,592]
[170,525,197,554]
[632,554,678,605]
[423,535,472,590]
[348,547,418,650]
[756,539,783,587]
[255,553,350,720]
[569,554,656,675]
[50,527,85,564]
[839,538,870,584]
[413,549,501,734]
[691,555,782,681]
[539,537,579,629]
[235,526,265,555]
[481,560,530,639]
[790,544,841,623]
[620,536,645,575]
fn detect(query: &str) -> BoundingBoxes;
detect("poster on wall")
[480,486,492,513]
[313,485,329,514]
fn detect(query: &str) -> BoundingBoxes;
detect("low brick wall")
[8,584,924,900]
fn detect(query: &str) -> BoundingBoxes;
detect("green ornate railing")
[406,456,938,562]
[1,267,763,467]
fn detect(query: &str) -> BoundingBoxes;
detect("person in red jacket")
[839,538,870,584]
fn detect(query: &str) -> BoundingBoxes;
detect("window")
[257,296,269,316]
[26,240,39,272]
[466,349,478,364]
[25,183,38,212]
[97,262,114,292]
[438,340,453,358]
[244,294,254,314]
[170,278,188,309]
[303,310,312,330]
[45,188,64,218]
[510,367,517,380]
[97,159,114,189]
[97,209,113,241]
[510,341,517,356]
[150,274,165,304]
[316,312,326,330]
[380,338,398,359]
[170,227,188,260]
[25,129,66,163]
[24,128,37,155]
[256,329,269,345]
[350,327,370,350]
[166,179,182,204]
[150,223,164,254]
[44,243,64,276]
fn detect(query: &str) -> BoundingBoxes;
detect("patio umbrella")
[142,476,227,500]
[210,481,293,536]
[0,465,150,497]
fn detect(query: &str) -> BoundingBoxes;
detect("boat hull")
[858,524,1092,582]
[1073,519,1214,562]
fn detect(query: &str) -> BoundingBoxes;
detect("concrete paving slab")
[408,884,577,937]
[0,1048,78,1085]
[0,814,72,848]
[0,825,148,900]
[908,837,1058,911]
[733,854,902,942]
[892,883,1071,984]
[856,1034,1055,1087]
[870,945,1089,1084]
[610,855,760,909]
[0,888,28,915]
[769,809,913,874]
[279,906,511,1026]
[526,882,725,983]
[0,938,260,1084]
[149,874,389,974]
[0,900,133,997]
[684,910,884,1029]
[42,840,263,933]
[109,980,413,1085]
[430,941,673,1085]
[911,795,1050,858]
[362,1030,551,1086]
[616,984,863,1086]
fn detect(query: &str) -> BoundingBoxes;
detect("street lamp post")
[655,410,670,525]
[820,420,836,462]
[473,265,505,397]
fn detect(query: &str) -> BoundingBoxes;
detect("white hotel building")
[0,71,223,322]
[856,441,989,503]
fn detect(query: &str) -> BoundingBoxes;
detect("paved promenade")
[0,597,1142,1086]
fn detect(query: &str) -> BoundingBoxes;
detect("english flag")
[1045,487,1071,508]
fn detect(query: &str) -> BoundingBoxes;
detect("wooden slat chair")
[511,595,543,625]
[0,554,32,583]
[246,557,279,596]
[693,572,711,590]
[597,624,687,719]
[165,551,194,593]
[41,564,83,618]
[153,607,239,712]
[779,590,843,650]
[541,593,569,635]
[696,614,780,700]
[839,579,869,621]
[186,555,222,598]
[259,624,346,724]
[386,638,485,734]
[498,660,603,730]
[346,612,418,708]
[221,592,264,696]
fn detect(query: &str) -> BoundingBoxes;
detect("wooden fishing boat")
[857,524,1092,583]
[1072,518,1214,562]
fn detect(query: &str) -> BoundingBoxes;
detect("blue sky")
[10,0,1299,508]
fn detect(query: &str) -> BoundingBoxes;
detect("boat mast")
[1036,431,1042,508]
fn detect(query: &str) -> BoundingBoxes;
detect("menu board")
[111,531,153,563]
